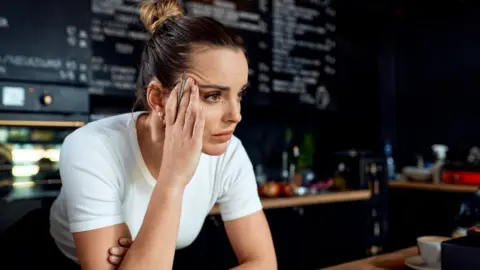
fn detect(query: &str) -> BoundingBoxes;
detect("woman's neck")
[136,113,165,180]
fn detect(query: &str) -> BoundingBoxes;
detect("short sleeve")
[59,132,125,232]
[216,138,262,221]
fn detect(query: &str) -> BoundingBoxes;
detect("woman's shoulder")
[72,112,137,135]
[65,113,138,146]
[62,113,139,164]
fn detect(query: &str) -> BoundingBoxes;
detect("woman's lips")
[212,131,233,142]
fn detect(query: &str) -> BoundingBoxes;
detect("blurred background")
[1,0,480,269]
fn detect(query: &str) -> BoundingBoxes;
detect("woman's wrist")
[156,171,188,192]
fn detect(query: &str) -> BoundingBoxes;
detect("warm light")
[12,165,39,177]
[11,148,60,163]
[45,149,60,161]
[12,181,35,188]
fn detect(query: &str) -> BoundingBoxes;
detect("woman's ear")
[146,80,166,115]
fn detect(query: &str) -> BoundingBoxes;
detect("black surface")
[387,186,473,252]
[0,0,91,85]
[442,236,480,270]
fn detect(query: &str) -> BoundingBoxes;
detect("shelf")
[325,246,418,269]
[389,181,478,193]
[209,190,371,215]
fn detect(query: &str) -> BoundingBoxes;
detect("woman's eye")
[204,92,221,101]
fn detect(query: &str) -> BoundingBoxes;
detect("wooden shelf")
[389,181,478,193]
[325,246,418,270]
[209,190,371,215]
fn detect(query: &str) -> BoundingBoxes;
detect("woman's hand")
[108,238,133,267]
[156,77,205,187]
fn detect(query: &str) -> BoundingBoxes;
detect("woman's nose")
[224,101,242,123]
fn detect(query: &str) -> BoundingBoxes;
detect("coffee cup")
[417,236,450,267]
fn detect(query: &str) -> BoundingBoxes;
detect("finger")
[165,84,179,126]
[184,85,199,136]
[108,255,122,265]
[176,77,194,127]
[119,238,133,247]
[192,103,205,144]
[109,246,129,256]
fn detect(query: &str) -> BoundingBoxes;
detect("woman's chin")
[202,141,228,156]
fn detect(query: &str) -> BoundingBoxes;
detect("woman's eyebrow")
[198,83,249,91]
[197,84,230,91]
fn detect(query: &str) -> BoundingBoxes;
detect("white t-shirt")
[49,112,262,263]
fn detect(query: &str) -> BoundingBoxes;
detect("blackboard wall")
[393,0,480,167]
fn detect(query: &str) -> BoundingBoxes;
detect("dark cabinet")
[387,188,474,252]
[301,201,371,269]
[266,207,307,270]
[189,200,372,270]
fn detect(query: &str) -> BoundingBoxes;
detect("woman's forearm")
[119,175,185,270]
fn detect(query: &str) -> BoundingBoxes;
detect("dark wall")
[395,0,480,167]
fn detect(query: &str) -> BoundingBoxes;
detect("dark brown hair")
[135,0,244,109]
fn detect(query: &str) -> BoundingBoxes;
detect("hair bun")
[140,0,184,33]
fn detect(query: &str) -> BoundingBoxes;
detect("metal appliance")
[0,81,88,206]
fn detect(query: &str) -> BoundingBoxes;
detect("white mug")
[417,236,450,267]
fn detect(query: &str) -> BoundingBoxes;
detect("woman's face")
[176,47,249,156]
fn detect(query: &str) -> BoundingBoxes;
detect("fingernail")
[111,247,118,253]
[120,238,129,245]
[110,255,120,263]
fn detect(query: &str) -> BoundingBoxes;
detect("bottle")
[432,144,448,184]
[281,151,289,181]
[384,141,396,180]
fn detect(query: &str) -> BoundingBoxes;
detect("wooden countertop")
[325,246,418,270]
[209,190,371,215]
[389,181,478,193]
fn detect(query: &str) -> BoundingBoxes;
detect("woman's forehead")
[187,47,248,86]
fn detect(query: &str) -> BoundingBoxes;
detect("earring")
[157,111,166,124]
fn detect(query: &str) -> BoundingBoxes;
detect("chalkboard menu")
[185,0,336,110]
[88,0,336,109]
[89,0,149,95]
[0,0,336,110]
[0,0,91,85]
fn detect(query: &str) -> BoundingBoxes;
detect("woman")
[49,0,277,269]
